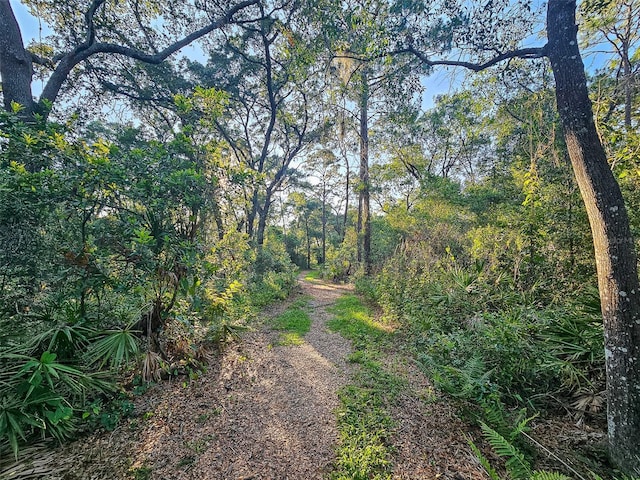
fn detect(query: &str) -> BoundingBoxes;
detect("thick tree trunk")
[547,1,640,473]
[0,0,35,116]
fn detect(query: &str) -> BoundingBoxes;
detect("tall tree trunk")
[305,217,311,269]
[247,189,259,239]
[342,153,350,243]
[256,191,272,246]
[0,0,35,116]
[359,71,371,275]
[322,180,327,264]
[548,1,640,473]
[212,197,225,241]
[622,40,632,128]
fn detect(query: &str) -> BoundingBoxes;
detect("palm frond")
[87,326,140,369]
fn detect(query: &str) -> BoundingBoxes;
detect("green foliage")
[249,240,297,308]
[206,320,250,346]
[81,395,135,432]
[0,105,286,454]
[328,293,399,480]
[332,383,393,480]
[271,299,311,346]
[362,104,603,424]
[303,270,321,280]
[325,228,358,283]
[478,421,532,479]
[328,295,390,349]
[469,413,571,480]
[88,327,140,369]
[0,347,115,458]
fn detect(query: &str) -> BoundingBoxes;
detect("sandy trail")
[4,274,488,479]
[54,275,354,479]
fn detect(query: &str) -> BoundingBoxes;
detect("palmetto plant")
[0,330,123,458]
[87,325,140,369]
[0,351,84,458]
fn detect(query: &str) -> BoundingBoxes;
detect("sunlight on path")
[122,273,354,479]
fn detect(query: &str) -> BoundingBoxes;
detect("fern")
[479,421,532,480]
[471,418,572,480]
[468,436,501,480]
[510,409,538,442]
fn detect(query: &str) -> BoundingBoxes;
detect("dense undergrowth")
[0,110,298,460]
[353,260,614,477]
[316,132,623,476]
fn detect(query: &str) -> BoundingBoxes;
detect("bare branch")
[82,0,107,50]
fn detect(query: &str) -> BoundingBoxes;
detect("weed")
[177,456,196,468]
[195,407,221,424]
[304,270,321,280]
[327,295,392,350]
[184,435,215,454]
[129,464,152,480]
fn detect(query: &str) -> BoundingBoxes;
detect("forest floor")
[7,274,503,479]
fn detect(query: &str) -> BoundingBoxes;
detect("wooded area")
[1,0,639,477]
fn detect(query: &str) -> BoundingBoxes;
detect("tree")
[581,0,639,129]
[183,2,323,246]
[0,0,258,119]
[403,0,640,472]
[324,0,421,275]
[547,3,640,471]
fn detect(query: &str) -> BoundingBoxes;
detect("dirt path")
[6,274,488,479]
[57,275,354,479]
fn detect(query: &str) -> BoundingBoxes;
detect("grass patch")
[304,270,322,280]
[328,295,392,348]
[271,298,311,345]
[328,294,402,480]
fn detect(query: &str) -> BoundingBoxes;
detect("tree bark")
[359,71,372,275]
[0,0,35,116]
[547,0,640,473]
[256,190,272,247]
[342,155,350,243]
[322,179,327,264]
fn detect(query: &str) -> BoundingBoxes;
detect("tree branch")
[87,0,259,64]
[38,0,259,110]
[403,45,549,72]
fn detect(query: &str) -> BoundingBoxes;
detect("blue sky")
[13,1,51,40]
